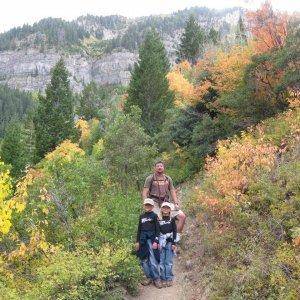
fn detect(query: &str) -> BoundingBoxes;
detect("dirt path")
[126,254,188,300]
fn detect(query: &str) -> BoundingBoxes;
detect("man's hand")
[171,189,179,207]
[152,242,158,249]
[135,242,140,251]
[172,244,177,252]
[174,203,180,211]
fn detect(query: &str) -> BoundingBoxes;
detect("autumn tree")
[167,61,197,107]
[125,29,173,135]
[34,59,75,159]
[177,15,205,65]
[213,45,253,94]
[243,21,298,119]
[246,1,287,53]
[0,159,13,236]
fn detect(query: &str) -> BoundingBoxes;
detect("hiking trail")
[126,256,186,300]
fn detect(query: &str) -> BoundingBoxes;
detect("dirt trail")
[126,255,188,300]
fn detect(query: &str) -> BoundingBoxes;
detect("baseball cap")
[161,202,173,209]
[143,198,154,206]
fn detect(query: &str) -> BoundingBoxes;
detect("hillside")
[183,107,300,299]
[0,2,298,299]
[0,7,242,92]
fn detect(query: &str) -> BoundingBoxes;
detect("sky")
[0,0,299,33]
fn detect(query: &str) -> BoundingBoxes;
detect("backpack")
[149,173,171,200]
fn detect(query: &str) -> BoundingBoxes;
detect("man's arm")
[142,187,149,200]
[142,175,152,200]
[168,177,179,205]
[170,189,179,205]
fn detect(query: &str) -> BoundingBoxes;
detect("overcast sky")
[0,0,299,33]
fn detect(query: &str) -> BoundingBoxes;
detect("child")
[158,202,177,287]
[135,198,162,289]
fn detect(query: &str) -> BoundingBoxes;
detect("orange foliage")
[206,137,277,198]
[212,45,253,94]
[194,80,212,100]
[193,132,279,225]
[170,45,254,109]
[246,1,288,53]
[174,60,192,73]
[167,70,197,107]
[170,45,253,109]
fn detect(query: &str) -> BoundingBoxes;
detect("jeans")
[140,239,159,280]
[159,242,174,281]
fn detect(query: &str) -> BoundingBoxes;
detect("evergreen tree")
[34,59,74,159]
[235,16,247,44]
[177,15,205,65]
[0,84,33,138]
[0,121,28,177]
[208,28,220,45]
[103,106,157,190]
[125,29,174,135]
[78,81,101,120]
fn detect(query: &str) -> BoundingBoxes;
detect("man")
[142,161,186,235]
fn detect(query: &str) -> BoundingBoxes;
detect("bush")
[27,246,141,299]
[185,108,300,299]
[0,140,144,298]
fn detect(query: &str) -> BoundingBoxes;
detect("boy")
[158,202,177,287]
[135,198,162,289]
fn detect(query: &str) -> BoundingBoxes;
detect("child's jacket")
[136,211,160,261]
[159,215,177,248]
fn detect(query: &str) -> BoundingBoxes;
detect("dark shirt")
[136,211,160,242]
[159,215,177,245]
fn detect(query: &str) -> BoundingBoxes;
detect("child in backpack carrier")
[159,202,177,287]
[135,198,162,289]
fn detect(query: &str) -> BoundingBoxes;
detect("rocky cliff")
[0,49,138,92]
[0,7,242,92]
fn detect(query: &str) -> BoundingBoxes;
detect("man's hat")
[143,198,154,206]
[161,202,173,209]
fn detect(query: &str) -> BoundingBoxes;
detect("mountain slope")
[0,7,243,92]
[183,107,300,299]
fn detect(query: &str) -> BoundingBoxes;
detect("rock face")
[0,49,138,92]
[0,8,242,92]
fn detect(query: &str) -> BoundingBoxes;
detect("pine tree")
[125,29,173,135]
[34,58,74,159]
[177,15,205,65]
[78,81,101,120]
[235,16,247,45]
[103,106,157,190]
[208,28,220,45]
[0,121,28,177]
